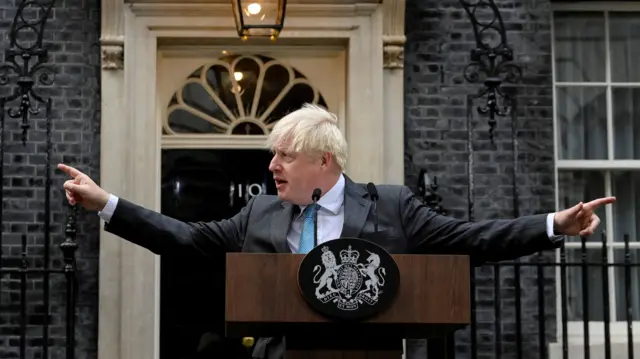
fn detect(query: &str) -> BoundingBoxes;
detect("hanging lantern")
[231,0,287,41]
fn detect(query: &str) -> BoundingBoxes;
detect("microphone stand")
[366,183,379,233]
[311,188,322,247]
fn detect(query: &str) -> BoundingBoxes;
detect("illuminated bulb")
[234,72,243,81]
[242,337,255,347]
[246,3,261,15]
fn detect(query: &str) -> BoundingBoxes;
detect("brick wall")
[0,0,101,358]
[0,0,557,358]
[403,0,556,357]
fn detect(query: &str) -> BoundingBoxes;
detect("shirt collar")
[297,174,345,217]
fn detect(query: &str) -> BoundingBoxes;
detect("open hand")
[554,197,616,237]
[58,164,110,211]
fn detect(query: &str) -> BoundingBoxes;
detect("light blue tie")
[297,204,318,254]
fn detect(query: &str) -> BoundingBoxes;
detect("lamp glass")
[232,0,286,38]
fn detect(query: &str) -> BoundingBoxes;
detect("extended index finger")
[585,196,616,210]
[57,163,84,178]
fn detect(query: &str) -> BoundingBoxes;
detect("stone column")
[382,2,407,352]
[99,0,125,358]
[382,0,406,185]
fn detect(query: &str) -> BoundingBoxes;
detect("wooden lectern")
[225,252,470,359]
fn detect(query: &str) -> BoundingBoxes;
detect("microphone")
[366,182,379,233]
[312,188,322,247]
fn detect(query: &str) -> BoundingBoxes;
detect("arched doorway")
[158,53,334,359]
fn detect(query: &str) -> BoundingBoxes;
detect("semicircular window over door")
[163,54,329,136]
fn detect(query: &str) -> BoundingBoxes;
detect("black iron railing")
[418,172,638,359]
[489,235,638,359]
[0,1,78,359]
[485,234,636,359]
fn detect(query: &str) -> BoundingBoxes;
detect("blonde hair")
[266,103,348,170]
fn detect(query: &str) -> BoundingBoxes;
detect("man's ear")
[320,152,332,167]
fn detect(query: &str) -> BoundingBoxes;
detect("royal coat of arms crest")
[298,237,400,321]
[313,245,386,310]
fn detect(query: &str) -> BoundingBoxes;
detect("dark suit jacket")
[105,175,562,358]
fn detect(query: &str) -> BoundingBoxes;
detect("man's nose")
[268,156,279,172]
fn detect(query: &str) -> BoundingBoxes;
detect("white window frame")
[551,1,640,345]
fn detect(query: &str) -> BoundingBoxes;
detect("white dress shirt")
[286,174,345,253]
[97,174,560,251]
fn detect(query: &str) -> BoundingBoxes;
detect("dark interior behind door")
[160,149,276,359]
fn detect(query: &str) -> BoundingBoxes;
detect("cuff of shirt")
[546,212,563,240]
[98,194,119,223]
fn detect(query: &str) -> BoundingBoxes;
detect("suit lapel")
[269,176,370,251]
[339,176,371,239]
[270,202,295,253]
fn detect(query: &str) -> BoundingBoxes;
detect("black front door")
[159,149,276,359]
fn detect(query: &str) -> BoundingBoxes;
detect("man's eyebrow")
[274,147,293,154]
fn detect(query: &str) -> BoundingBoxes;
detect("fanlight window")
[164,55,328,135]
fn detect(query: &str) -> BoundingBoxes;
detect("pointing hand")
[58,163,110,211]
[554,197,616,237]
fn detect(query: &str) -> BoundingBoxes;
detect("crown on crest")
[339,245,359,264]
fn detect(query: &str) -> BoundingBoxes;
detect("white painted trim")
[562,322,640,343]
[555,82,640,87]
[551,2,640,12]
[159,45,347,58]
[383,69,404,185]
[556,160,640,170]
[549,343,640,359]
[127,3,380,18]
[161,135,270,149]
[604,12,614,163]
[142,17,360,34]
[563,241,640,249]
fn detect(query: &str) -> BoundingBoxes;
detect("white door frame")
[98,2,406,359]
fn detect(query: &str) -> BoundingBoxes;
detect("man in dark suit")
[59,104,614,358]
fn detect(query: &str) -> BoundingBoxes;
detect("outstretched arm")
[101,195,252,256]
[59,163,248,256]
[400,186,615,264]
